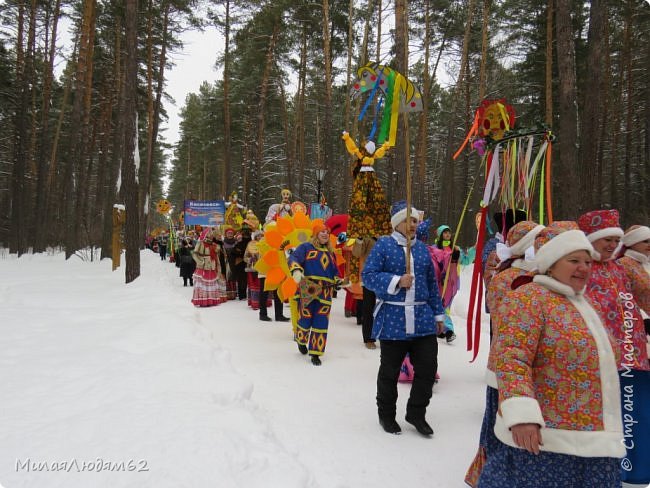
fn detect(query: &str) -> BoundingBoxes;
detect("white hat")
[534,221,596,274]
[622,226,650,247]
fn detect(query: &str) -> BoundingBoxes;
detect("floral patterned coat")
[492,275,624,458]
[585,259,650,372]
[617,250,650,317]
[484,262,534,387]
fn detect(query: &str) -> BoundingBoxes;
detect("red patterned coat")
[617,250,650,317]
[585,259,650,372]
[492,275,624,458]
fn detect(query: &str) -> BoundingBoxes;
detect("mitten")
[292,269,304,284]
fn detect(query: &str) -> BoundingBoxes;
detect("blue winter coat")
[362,232,445,340]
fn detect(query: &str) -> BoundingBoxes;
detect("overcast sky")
[163,24,223,151]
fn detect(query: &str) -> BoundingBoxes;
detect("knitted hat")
[492,209,527,237]
[534,221,595,274]
[436,224,451,237]
[312,219,329,235]
[390,200,419,229]
[416,219,432,242]
[622,225,650,247]
[577,209,624,242]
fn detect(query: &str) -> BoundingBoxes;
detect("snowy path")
[0,250,490,488]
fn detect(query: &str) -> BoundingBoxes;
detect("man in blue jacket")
[362,201,445,436]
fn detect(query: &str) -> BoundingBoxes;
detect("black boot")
[259,315,272,322]
[297,343,308,355]
[275,315,290,322]
[310,355,322,366]
[445,330,456,343]
[379,417,402,435]
[405,415,434,436]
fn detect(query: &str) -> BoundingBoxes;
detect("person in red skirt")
[191,230,228,307]
[244,230,269,311]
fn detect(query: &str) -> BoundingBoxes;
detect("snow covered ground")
[0,249,491,488]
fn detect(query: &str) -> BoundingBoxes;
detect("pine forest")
[0,0,648,281]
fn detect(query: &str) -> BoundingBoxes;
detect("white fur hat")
[534,221,596,274]
[622,225,650,247]
[390,200,419,230]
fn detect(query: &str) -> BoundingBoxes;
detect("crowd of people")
[464,208,649,487]
[150,190,649,487]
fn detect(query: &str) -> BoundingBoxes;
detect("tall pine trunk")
[222,0,231,198]
[34,0,62,252]
[122,0,141,283]
[579,0,605,211]
[9,1,27,255]
[554,0,580,217]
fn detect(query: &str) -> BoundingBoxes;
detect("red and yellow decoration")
[254,213,344,302]
[156,198,172,215]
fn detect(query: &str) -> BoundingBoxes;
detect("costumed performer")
[191,230,228,307]
[464,220,544,486]
[288,219,341,366]
[479,221,624,487]
[362,200,445,436]
[578,210,650,485]
[617,225,650,336]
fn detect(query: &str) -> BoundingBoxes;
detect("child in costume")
[428,224,461,343]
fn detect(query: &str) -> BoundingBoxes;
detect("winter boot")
[405,415,434,436]
[379,417,402,435]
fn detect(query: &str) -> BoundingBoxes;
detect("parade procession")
[1,1,649,487]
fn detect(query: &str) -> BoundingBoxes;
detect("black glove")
[451,248,460,262]
[334,277,343,291]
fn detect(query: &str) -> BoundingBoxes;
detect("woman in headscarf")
[191,230,228,307]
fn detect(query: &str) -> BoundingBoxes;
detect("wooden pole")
[405,116,412,272]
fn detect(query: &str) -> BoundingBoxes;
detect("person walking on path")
[362,200,445,436]
[288,219,340,366]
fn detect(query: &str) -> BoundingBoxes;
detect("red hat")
[577,209,623,243]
